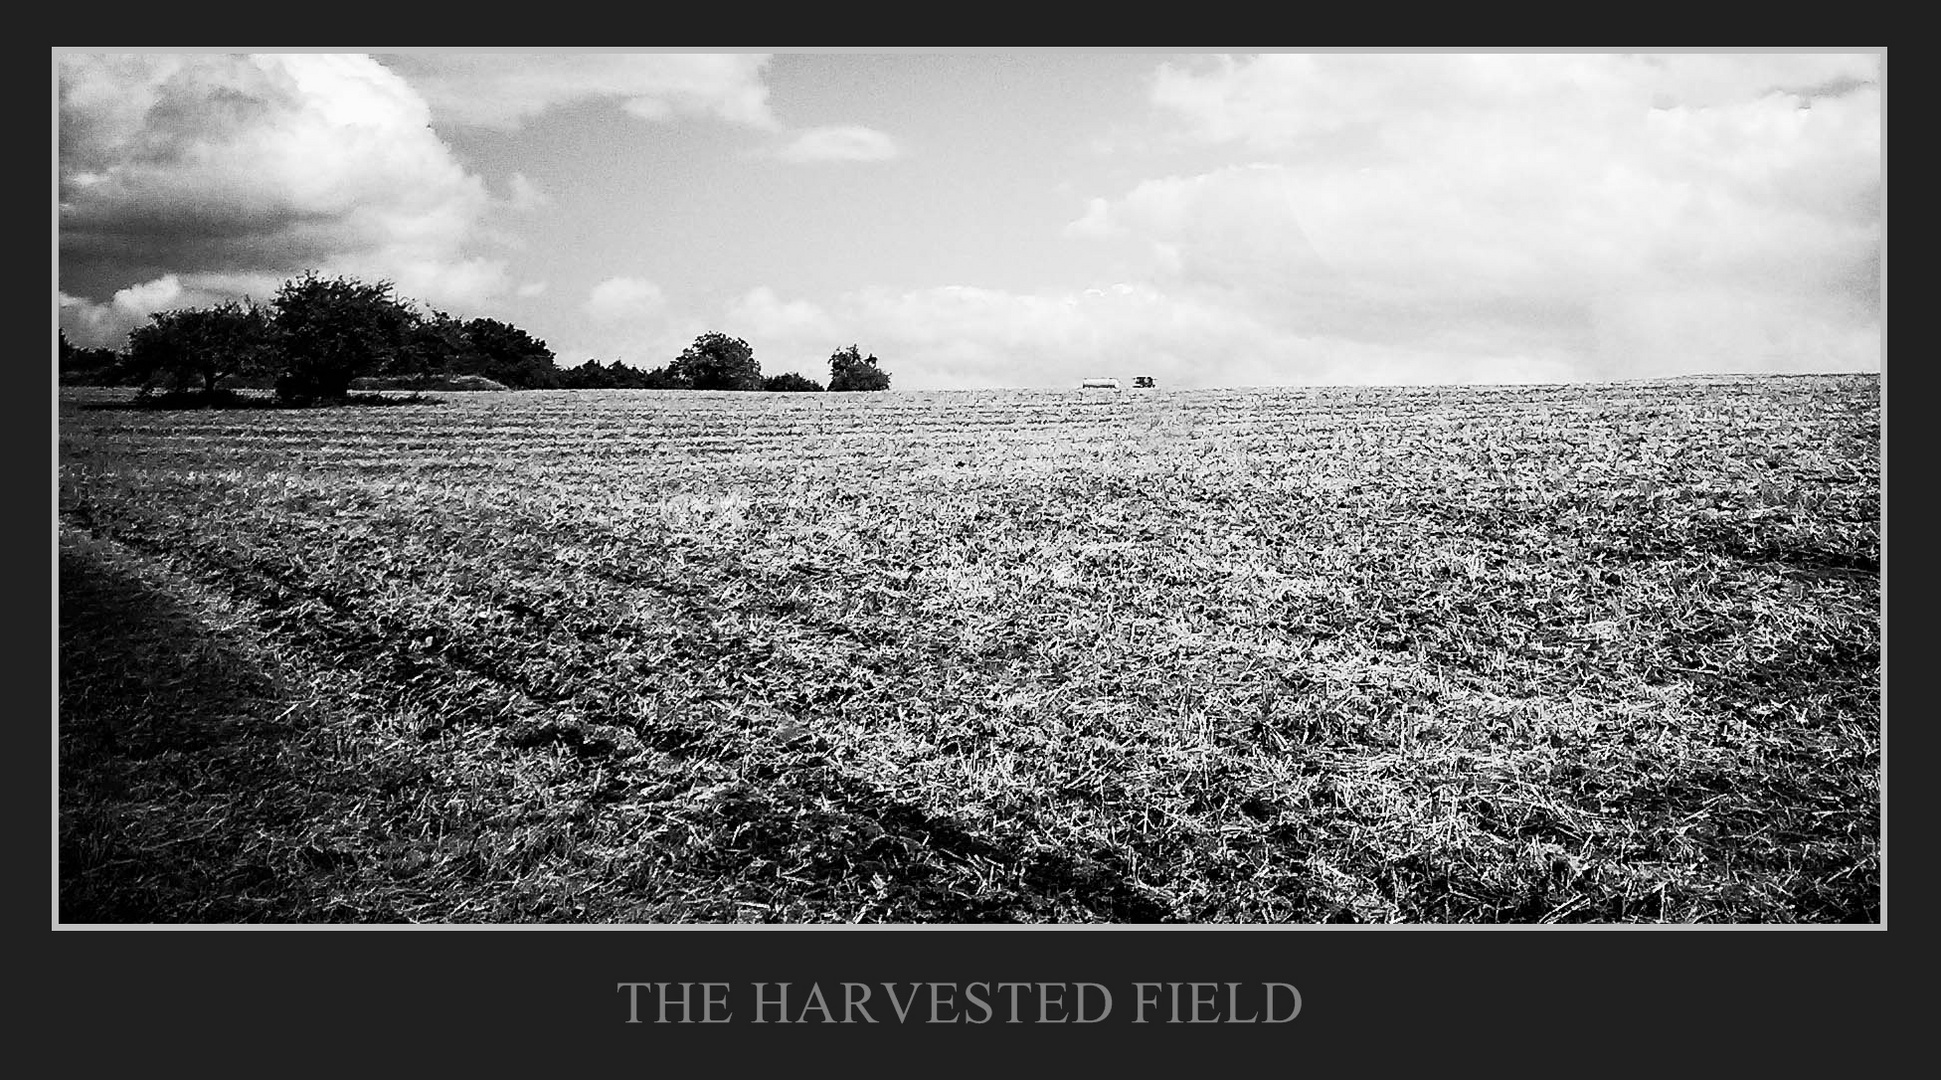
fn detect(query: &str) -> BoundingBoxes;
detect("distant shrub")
[556,359,614,389]
[669,332,763,390]
[122,300,275,395]
[636,364,688,389]
[555,359,689,389]
[763,372,824,392]
[563,336,763,391]
[827,345,890,391]
[58,332,131,386]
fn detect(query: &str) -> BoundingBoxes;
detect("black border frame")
[39,26,1898,1071]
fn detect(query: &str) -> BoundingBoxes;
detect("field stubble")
[58,376,1880,922]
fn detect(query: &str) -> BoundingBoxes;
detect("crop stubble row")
[58,375,1880,921]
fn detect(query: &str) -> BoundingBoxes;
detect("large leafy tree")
[463,317,559,389]
[395,309,470,386]
[387,311,561,389]
[668,332,763,391]
[270,272,420,403]
[122,299,275,394]
[827,344,890,391]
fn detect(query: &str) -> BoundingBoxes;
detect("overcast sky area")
[57,51,1883,390]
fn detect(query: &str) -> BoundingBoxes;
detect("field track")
[57,375,1881,922]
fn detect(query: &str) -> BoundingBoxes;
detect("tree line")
[59,272,890,402]
[554,340,887,393]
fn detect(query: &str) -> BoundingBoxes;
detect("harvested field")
[56,374,1882,923]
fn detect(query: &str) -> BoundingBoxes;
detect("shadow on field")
[59,522,1176,923]
[77,389,441,411]
[58,531,359,922]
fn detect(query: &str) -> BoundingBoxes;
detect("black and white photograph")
[55,49,1883,926]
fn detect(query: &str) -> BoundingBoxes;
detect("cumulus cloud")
[1148,53,1880,151]
[379,53,778,130]
[1065,166,1341,299]
[58,53,513,340]
[773,125,901,163]
[58,270,287,348]
[581,276,666,322]
[834,283,1288,388]
[1073,53,1884,380]
[726,286,842,344]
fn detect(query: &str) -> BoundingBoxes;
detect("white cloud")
[1064,53,1884,381]
[375,256,513,313]
[773,125,901,162]
[726,286,841,343]
[110,275,186,316]
[1148,54,1881,152]
[516,281,549,298]
[58,53,513,339]
[380,53,778,130]
[58,271,287,348]
[582,276,667,322]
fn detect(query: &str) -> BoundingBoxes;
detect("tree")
[827,344,890,391]
[371,310,560,390]
[396,308,470,387]
[270,272,420,403]
[635,363,687,389]
[555,359,686,389]
[763,372,824,392]
[558,358,615,389]
[668,332,763,390]
[122,299,275,395]
[59,331,127,386]
[463,317,559,389]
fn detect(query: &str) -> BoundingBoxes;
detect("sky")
[56,51,1884,390]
